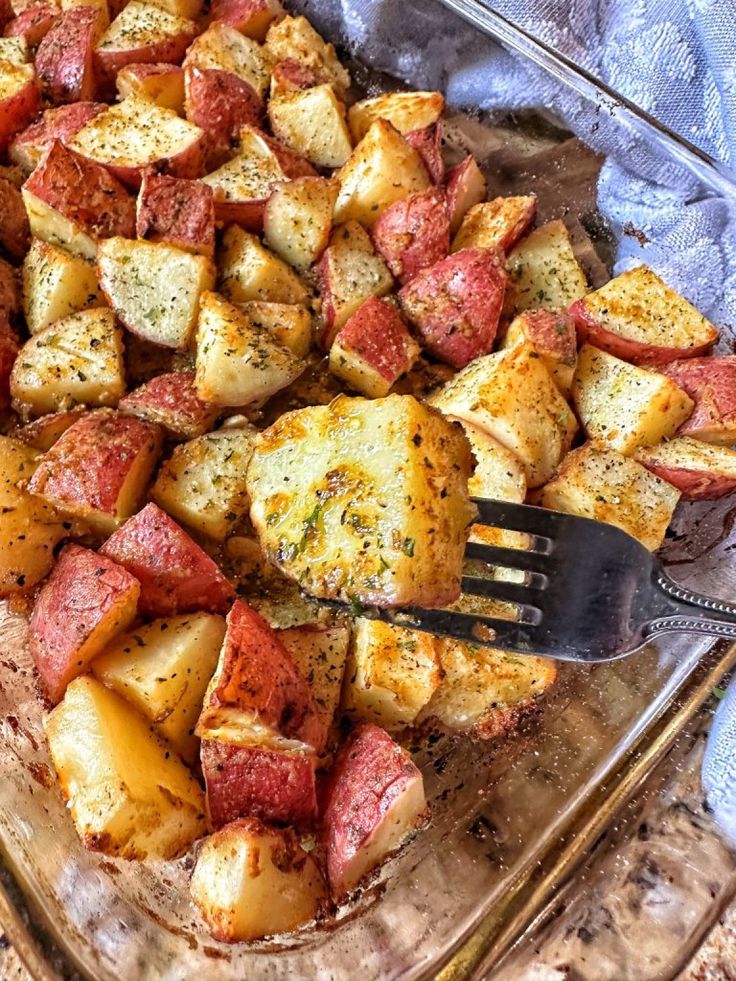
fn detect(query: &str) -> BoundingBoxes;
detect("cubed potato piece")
[501,309,578,396]
[446,155,486,234]
[183,21,271,99]
[22,239,103,334]
[452,195,536,256]
[218,224,309,305]
[399,248,507,369]
[663,356,736,444]
[9,100,104,172]
[196,599,321,751]
[21,140,135,260]
[269,56,320,99]
[190,818,326,942]
[45,676,206,858]
[184,66,262,161]
[0,254,19,320]
[246,394,475,607]
[323,723,427,897]
[10,308,125,417]
[59,0,109,29]
[195,291,304,407]
[372,187,450,285]
[120,370,218,440]
[69,95,205,187]
[430,342,578,487]
[278,623,350,754]
[92,612,225,762]
[35,6,103,104]
[315,221,393,349]
[29,543,139,703]
[201,740,317,828]
[0,435,65,595]
[95,2,197,93]
[0,173,29,259]
[505,219,587,317]
[152,427,258,540]
[12,408,84,450]
[0,321,18,411]
[100,502,235,615]
[334,120,430,228]
[348,91,444,144]
[342,619,441,728]
[573,344,694,455]
[329,296,419,398]
[569,265,719,366]
[405,123,444,184]
[0,36,29,63]
[636,437,736,501]
[97,237,215,350]
[210,0,283,40]
[0,58,39,153]
[145,0,201,21]
[201,125,314,228]
[236,300,312,358]
[116,61,184,112]
[263,176,338,273]
[27,410,162,532]
[419,639,557,738]
[136,173,215,258]
[539,444,681,551]
[453,418,527,502]
[4,4,58,46]
[269,84,351,168]
[265,14,349,94]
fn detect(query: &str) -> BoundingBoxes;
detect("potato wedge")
[136,172,215,258]
[10,100,105,173]
[35,6,103,104]
[184,20,271,98]
[265,14,349,94]
[663,356,736,444]
[209,0,284,40]
[573,344,694,455]
[22,239,103,334]
[504,219,587,316]
[446,155,486,234]
[92,613,225,763]
[452,195,537,255]
[10,308,125,417]
[120,370,219,440]
[218,224,309,305]
[372,187,450,286]
[246,394,475,607]
[539,444,681,551]
[501,309,578,396]
[116,61,184,111]
[45,676,206,859]
[269,83,352,168]
[348,90,444,143]
[636,437,736,501]
[263,176,338,273]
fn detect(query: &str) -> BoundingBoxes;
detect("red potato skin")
[399,247,507,369]
[568,298,717,366]
[323,723,426,898]
[209,0,282,40]
[117,61,183,93]
[637,460,736,501]
[0,69,39,155]
[94,24,198,95]
[27,411,162,523]
[23,139,136,241]
[203,600,323,750]
[100,502,235,616]
[35,7,101,104]
[13,409,85,451]
[119,370,218,438]
[271,58,320,93]
[510,308,577,363]
[371,187,450,285]
[28,544,140,704]
[0,0,11,31]
[136,172,215,256]
[662,356,736,441]
[0,177,29,259]
[10,101,106,172]
[210,197,266,229]
[445,155,486,232]
[405,124,444,184]
[0,321,19,411]
[201,740,318,829]
[3,4,57,46]
[185,66,263,163]
[76,131,207,190]
[257,128,317,180]
[333,297,417,384]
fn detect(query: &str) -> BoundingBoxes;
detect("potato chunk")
[92,613,226,763]
[45,676,206,859]
[265,14,349,94]
[342,619,442,728]
[10,308,124,418]
[190,818,327,942]
[269,84,352,168]
[246,394,475,607]
[119,370,219,440]
[455,419,527,502]
[0,435,65,595]
[573,344,694,455]
[218,224,308,305]
[195,291,304,407]
[452,195,537,254]
[334,120,430,228]
[263,175,338,273]
[539,444,681,551]
[431,342,578,488]
[504,219,587,316]
[663,356,736,444]
[153,427,258,540]
[501,309,578,397]
[348,91,444,143]
[98,236,216,349]
[22,239,103,335]
[636,437,736,501]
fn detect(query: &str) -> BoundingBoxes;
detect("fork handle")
[644,572,736,643]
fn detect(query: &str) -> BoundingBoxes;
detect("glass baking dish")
[2,1,736,978]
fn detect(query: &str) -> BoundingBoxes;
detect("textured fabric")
[290,0,736,846]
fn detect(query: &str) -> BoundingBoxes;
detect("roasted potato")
[136,172,215,258]
[0,173,30,259]
[184,20,271,98]
[445,155,486,234]
[348,90,444,143]
[116,61,184,111]
[372,187,450,285]
[452,195,537,255]
[9,100,105,172]
[120,370,219,440]
[0,57,39,152]
[22,238,103,334]
[263,176,338,273]
[218,223,309,305]
[3,4,57,47]
[236,300,312,358]
[501,309,578,396]
[636,437,736,501]
[35,6,103,104]
[184,65,262,161]
[265,14,349,94]
[504,219,587,317]
[209,0,284,40]
[269,83,352,168]
[455,418,527,502]
[663,356,736,444]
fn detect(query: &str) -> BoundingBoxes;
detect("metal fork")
[351,499,736,663]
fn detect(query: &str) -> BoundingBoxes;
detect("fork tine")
[378,605,544,655]
[460,575,543,614]
[471,498,565,540]
[464,540,552,573]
